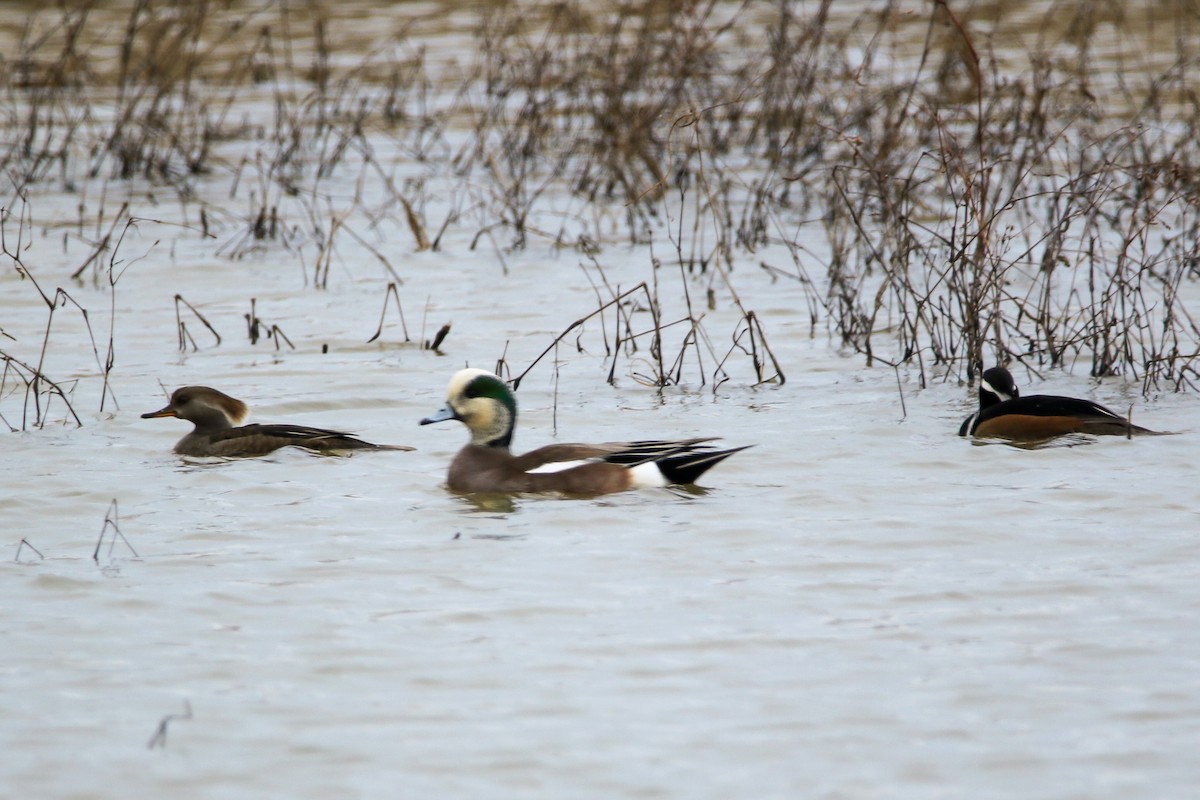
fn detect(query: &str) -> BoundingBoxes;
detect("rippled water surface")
[4,2,1200,799]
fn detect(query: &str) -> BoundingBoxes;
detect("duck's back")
[970,394,1150,440]
[175,424,384,457]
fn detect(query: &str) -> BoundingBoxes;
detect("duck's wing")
[512,437,720,472]
[973,395,1153,438]
[449,438,746,495]
[202,424,410,455]
[523,440,751,492]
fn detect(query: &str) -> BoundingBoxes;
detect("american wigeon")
[959,366,1155,440]
[142,386,413,457]
[419,368,749,494]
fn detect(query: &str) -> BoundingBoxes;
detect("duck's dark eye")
[176,394,190,405]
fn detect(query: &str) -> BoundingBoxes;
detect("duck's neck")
[472,405,513,449]
[189,407,236,434]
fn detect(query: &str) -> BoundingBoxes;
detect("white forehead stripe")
[447,367,496,397]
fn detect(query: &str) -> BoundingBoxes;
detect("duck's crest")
[184,386,250,425]
[218,394,250,425]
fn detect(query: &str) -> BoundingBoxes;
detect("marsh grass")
[244,298,296,350]
[2,203,91,429]
[14,538,45,562]
[0,200,164,426]
[147,700,193,751]
[365,283,452,350]
[92,498,138,562]
[3,0,1199,405]
[174,293,221,352]
[367,282,411,344]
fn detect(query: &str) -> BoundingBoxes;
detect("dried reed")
[3,0,1197,401]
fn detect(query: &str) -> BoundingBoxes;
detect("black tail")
[652,445,752,485]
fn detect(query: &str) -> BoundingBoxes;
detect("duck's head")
[141,386,250,431]
[979,366,1019,408]
[420,368,516,448]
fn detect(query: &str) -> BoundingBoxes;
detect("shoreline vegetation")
[3,0,1198,429]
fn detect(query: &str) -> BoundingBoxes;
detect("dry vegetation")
[3,0,1199,427]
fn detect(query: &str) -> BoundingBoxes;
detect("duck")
[958,366,1155,440]
[419,368,749,495]
[142,385,413,457]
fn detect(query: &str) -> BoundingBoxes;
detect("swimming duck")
[419,368,749,494]
[142,385,413,457]
[959,366,1154,440]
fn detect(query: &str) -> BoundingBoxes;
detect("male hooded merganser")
[142,386,413,457]
[958,366,1154,440]
[419,368,749,495]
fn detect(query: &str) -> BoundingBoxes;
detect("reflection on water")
[449,483,714,515]
[455,492,520,515]
[969,433,1118,450]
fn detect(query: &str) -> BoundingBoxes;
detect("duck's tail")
[654,445,752,485]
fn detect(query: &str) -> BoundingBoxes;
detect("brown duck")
[419,368,749,495]
[143,385,413,457]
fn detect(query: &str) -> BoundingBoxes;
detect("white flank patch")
[527,459,591,474]
[628,461,668,489]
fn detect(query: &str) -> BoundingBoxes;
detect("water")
[4,2,1200,798]
[5,305,1197,798]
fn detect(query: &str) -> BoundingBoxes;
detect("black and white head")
[979,366,1019,409]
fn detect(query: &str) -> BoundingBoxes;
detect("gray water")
[3,2,1199,798]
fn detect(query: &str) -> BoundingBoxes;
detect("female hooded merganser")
[142,386,413,457]
[959,366,1154,440]
[419,368,749,495]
